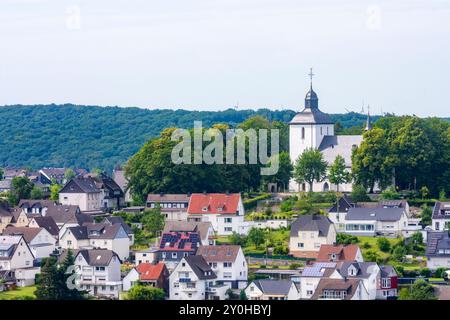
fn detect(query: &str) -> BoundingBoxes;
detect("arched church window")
[301,127,305,139]
[323,182,330,192]
[327,127,329,135]
[320,127,323,135]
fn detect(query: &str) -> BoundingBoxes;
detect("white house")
[310,278,368,300]
[59,223,130,261]
[187,193,247,236]
[3,226,56,260]
[344,207,408,237]
[134,249,158,265]
[426,231,450,269]
[245,279,299,300]
[431,202,450,231]
[288,74,368,192]
[330,262,380,300]
[298,262,337,299]
[196,245,248,289]
[289,214,336,259]
[0,235,35,271]
[73,249,122,299]
[169,255,229,300]
[59,177,102,211]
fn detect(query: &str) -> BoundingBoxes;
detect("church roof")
[318,135,363,166]
[289,107,334,125]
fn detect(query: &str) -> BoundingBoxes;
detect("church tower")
[289,69,335,166]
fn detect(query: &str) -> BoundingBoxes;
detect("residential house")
[59,177,102,211]
[0,270,15,291]
[377,265,398,299]
[316,244,364,263]
[245,279,299,300]
[169,255,229,300]
[73,249,122,298]
[134,249,158,265]
[0,180,12,193]
[298,262,337,299]
[0,203,29,233]
[426,231,450,269]
[344,207,408,237]
[0,235,35,271]
[330,262,379,300]
[310,278,367,300]
[103,216,134,245]
[3,226,56,260]
[59,222,130,261]
[122,262,169,293]
[39,168,66,185]
[327,195,356,232]
[187,193,250,236]
[112,167,132,204]
[289,214,336,259]
[197,245,248,289]
[431,202,450,231]
[147,194,190,221]
[163,220,215,246]
[157,231,201,271]
[28,216,60,240]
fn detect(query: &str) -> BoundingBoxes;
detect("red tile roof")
[136,262,166,281]
[188,193,241,215]
[316,244,360,262]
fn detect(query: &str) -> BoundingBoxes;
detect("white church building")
[289,72,369,193]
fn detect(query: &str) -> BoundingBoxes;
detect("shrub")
[273,245,288,255]
[420,268,432,278]
[362,242,371,249]
[377,238,391,252]
[336,233,359,245]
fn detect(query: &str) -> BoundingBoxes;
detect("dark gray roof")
[76,249,121,266]
[31,216,59,236]
[184,255,217,280]
[67,223,124,240]
[380,265,397,278]
[289,107,334,125]
[253,279,294,295]
[337,262,377,279]
[345,207,405,222]
[427,231,450,257]
[3,227,42,243]
[290,214,333,237]
[103,216,132,234]
[432,202,450,220]
[67,226,89,240]
[328,195,355,213]
[60,177,100,194]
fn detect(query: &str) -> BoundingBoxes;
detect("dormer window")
[202,207,208,212]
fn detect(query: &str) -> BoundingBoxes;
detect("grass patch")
[0,286,36,300]
[356,236,402,261]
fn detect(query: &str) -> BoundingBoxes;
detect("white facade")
[253,219,289,230]
[59,192,101,212]
[245,281,300,300]
[15,267,40,287]
[28,228,57,260]
[74,251,122,299]
[122,268,139,292]
[191,198,247,236]
[59,226,130,261]
[289,227,337,254]
[169,258,212,300]
[0,236,35,271]
[134,250,158,265]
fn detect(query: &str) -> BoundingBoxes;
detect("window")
[301,127,305,139]
[172,252,177,259]
[95,266,105,271]
[381,278,391,288]
[298,243,304,248]
[174,282,179,288]
[307,290,313,295]
[223,262,232,268]
[224,218,232,223]
[224,227,233,232]
[224,272,232,279]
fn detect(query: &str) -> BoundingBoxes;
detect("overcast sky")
[1,0,449,116]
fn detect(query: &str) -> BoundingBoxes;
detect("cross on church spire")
[308,67,315,89]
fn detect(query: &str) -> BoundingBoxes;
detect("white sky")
[1,0,449,116]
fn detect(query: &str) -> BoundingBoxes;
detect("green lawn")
[0,286,36,300]
[357,236,402,261]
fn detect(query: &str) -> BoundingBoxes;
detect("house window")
[436,222,440,230]
[174,282,179,288]
[224,227,233,232]
[298,243,304,248]
[307,290,313,295]
[95,267,106,271]
[223,262,232,268]
[381,278,391,288]
[172,252,177,259]
[224,218,232,223]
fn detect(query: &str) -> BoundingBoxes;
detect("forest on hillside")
[1,103,441,172]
